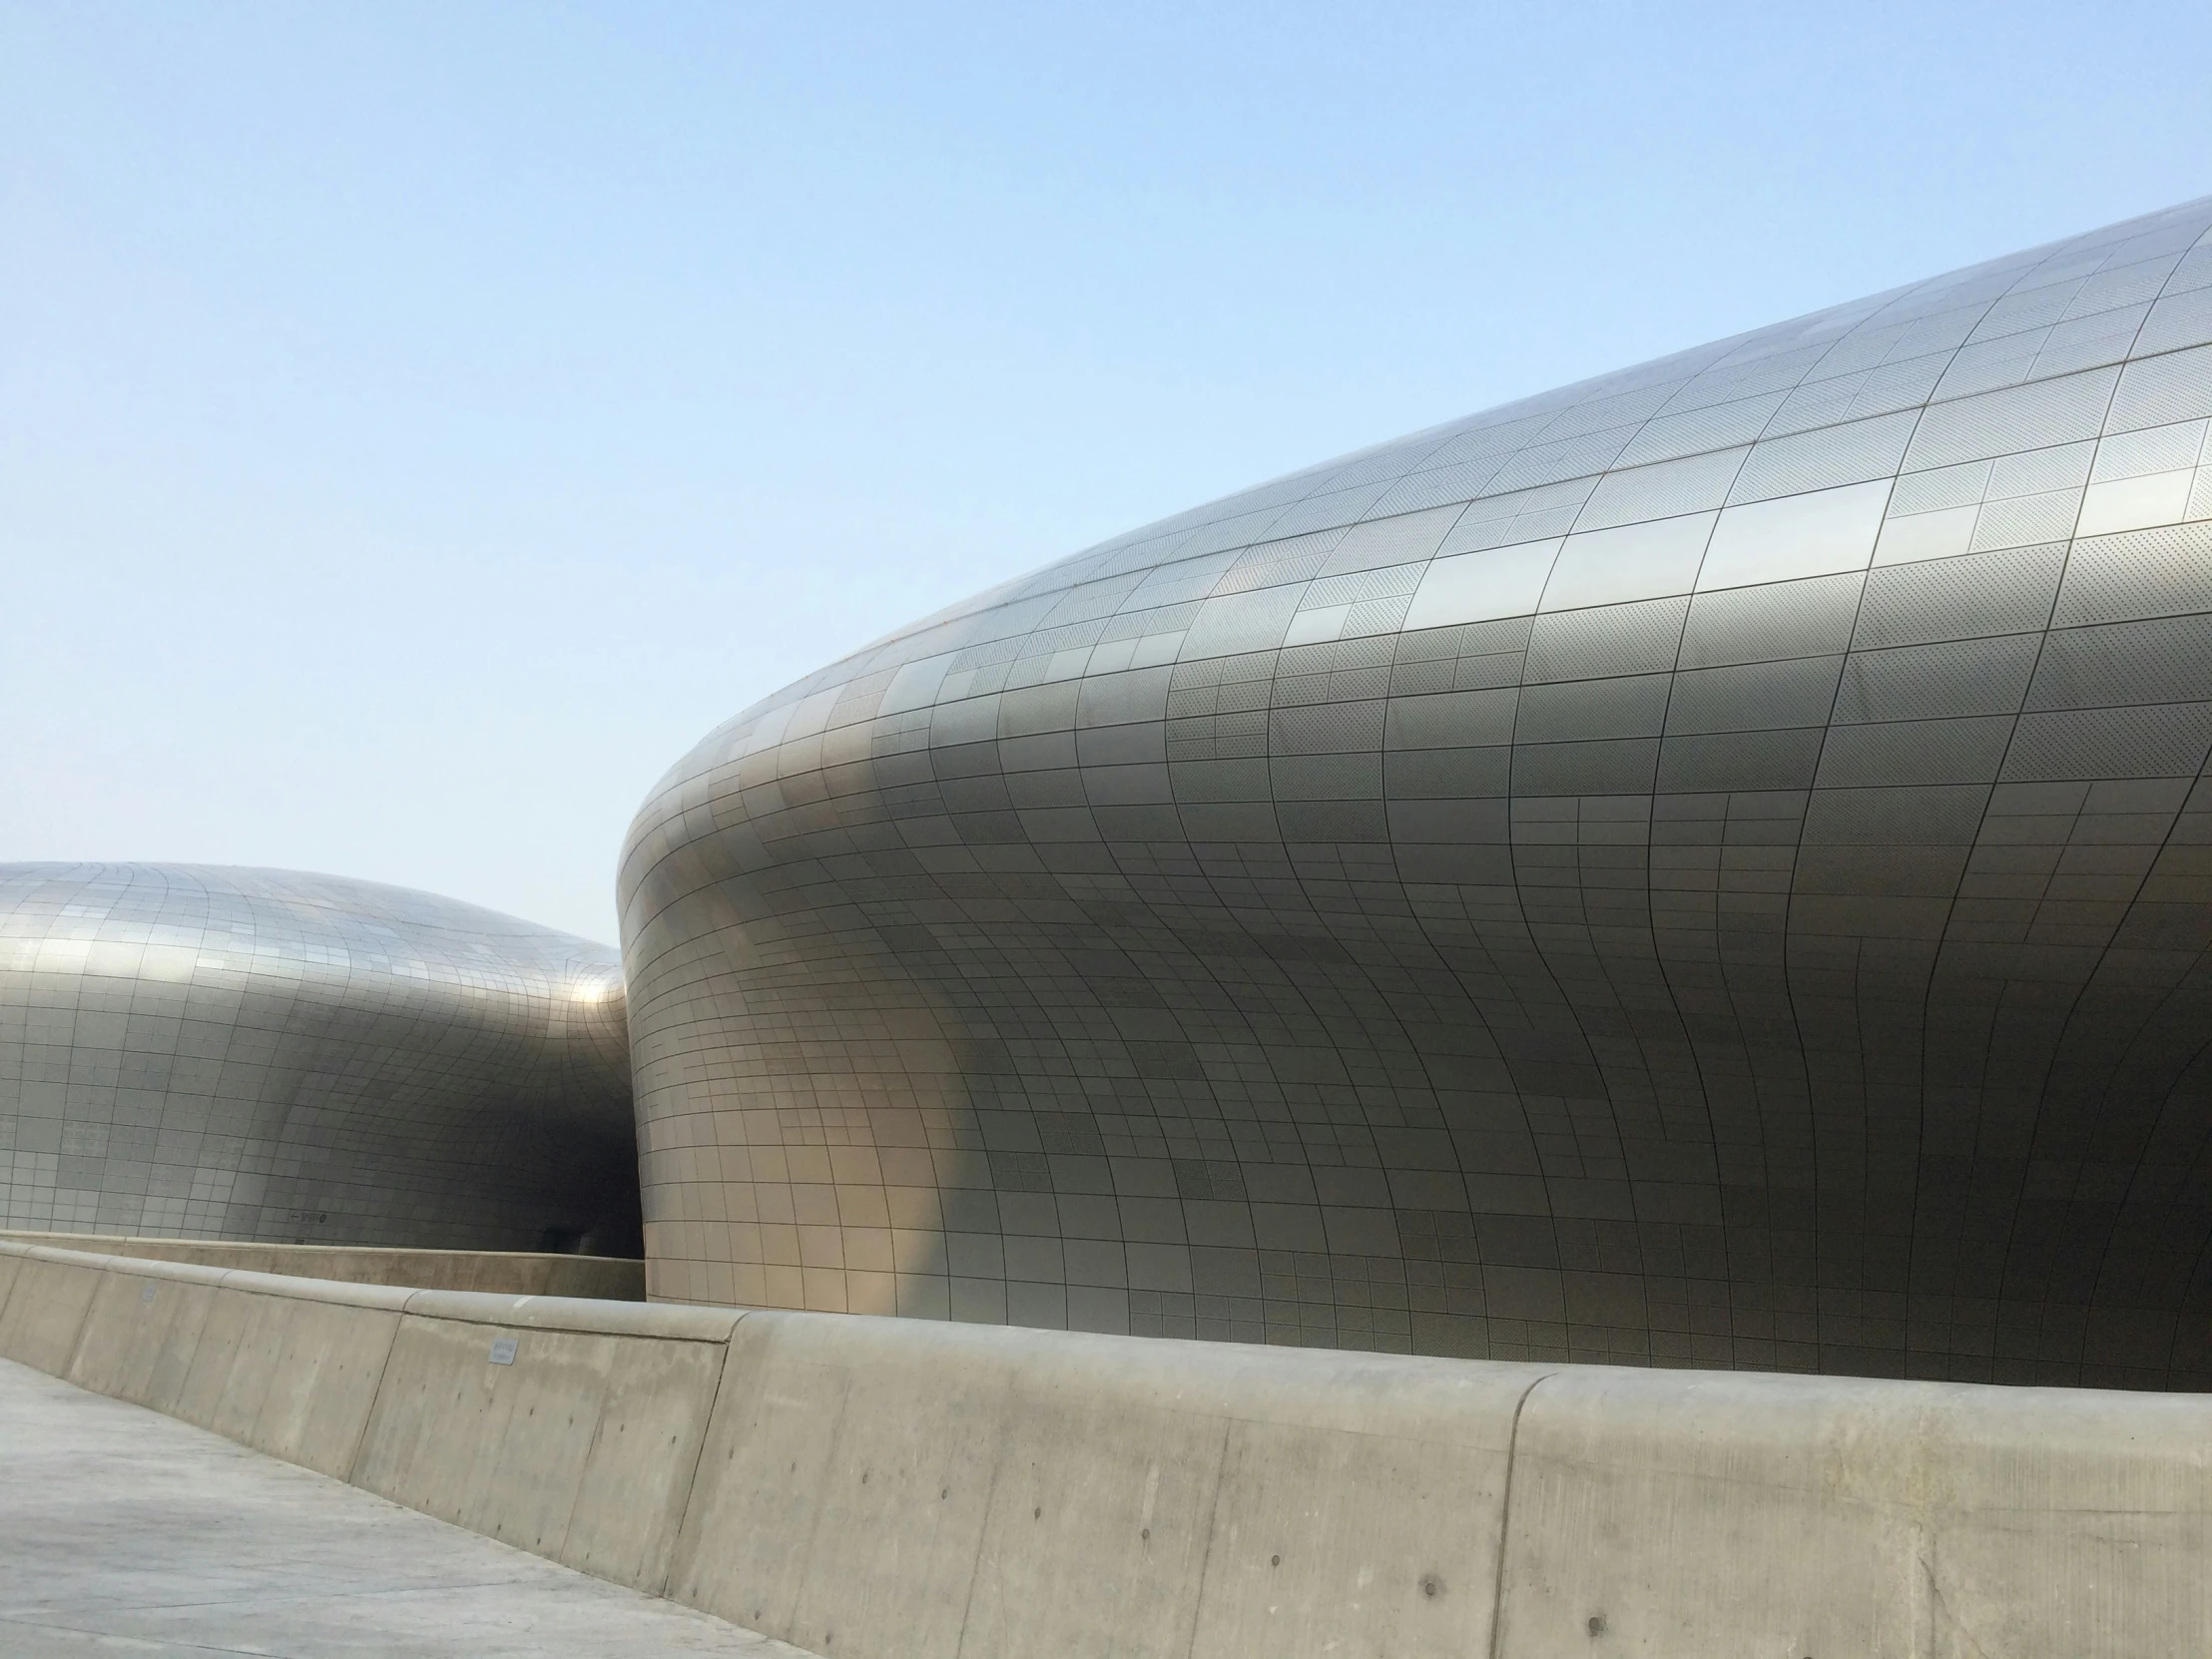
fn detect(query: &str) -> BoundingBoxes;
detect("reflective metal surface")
[622,196,2212,1384]
[0,864,636,1250]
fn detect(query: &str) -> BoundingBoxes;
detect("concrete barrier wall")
[1494,1367,2212,1658]
[0,1248,104,1375]
[1,1238,2203,1657]
[670,1312,1545,1659]
[351,1294,741,1590]
[49,1252,411,1477]
[0,1231,645,1300]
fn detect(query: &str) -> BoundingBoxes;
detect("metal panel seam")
[1485,1369,1559,1659]
[655,1309,750,1601]
[338,1298,405,1487]
[54,1262,105,1385]
[1168,1416,1238,1659]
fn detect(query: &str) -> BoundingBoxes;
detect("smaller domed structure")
[0,863,636,1251]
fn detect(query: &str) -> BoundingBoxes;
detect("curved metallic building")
[0,863,636,1251]
[623,196,2212,1386]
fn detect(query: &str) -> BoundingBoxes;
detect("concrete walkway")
[0,1358,815,1658]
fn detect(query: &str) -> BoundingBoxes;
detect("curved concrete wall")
[621,195,2212,1387]
[4,1238,2206,1657]
[0,863,636,1251]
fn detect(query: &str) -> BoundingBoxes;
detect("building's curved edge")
[639,195,2212,766]
[618,195,2212,1383]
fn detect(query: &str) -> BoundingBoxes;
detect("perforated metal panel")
[0,864,636,1250]
[622,197,2212,1386]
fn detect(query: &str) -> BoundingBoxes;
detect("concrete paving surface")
[0,1357,818,1658]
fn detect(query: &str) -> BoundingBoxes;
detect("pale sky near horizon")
[5,2,2210,943]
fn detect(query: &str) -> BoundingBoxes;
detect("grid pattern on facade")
[621,196,2212,1386]
[0,863,636,1250]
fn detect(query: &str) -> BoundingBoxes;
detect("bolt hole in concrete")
[1588,1613,1607,1636]
[1421,1575,1439,1597]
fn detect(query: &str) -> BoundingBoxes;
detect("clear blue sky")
[5,2,2208,942]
